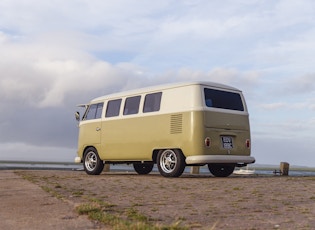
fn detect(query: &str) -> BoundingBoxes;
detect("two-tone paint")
[75,81,255,177]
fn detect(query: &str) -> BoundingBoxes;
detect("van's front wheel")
[83,147,104,175]
[208,164,235,177]
[157,149,185,177]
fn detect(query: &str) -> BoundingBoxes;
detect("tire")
[157,149,185,177]
[83,147,104,175]
[208,164,235,177]
[133,162,154,175]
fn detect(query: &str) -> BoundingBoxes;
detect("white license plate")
[221,136,233,149]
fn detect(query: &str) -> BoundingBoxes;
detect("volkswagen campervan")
[75,81,255,177]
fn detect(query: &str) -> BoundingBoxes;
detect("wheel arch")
[152,148,185,164]
[82,145,93,158]
[82,145,101,160]
[83,145,95,155]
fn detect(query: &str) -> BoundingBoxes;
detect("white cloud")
[0,27,262,108]
[157,67,260,90]
[259,103,287,110]
[285,73,315,94]
[2,0,315,73]
[0,31,149,107]
[258,101,315,111]
[0,31,10,43]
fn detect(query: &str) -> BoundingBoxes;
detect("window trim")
[84,102,104,120]
[143,92,162,113]
[203,88,244,111]
[123,96,141,115]
[105,99,122,118]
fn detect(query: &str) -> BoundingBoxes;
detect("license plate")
[221,136,233,149]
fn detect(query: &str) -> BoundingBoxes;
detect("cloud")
[0,32,149,108]
[2,0,315,73]
[284,73,315,94]
[155,67,260,91]
[259,103,287,110]
[1,27,262,109]
[257,102,315,111]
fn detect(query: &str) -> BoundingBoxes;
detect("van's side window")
[204,88,244,111]
[143,92,162,113]
[85,103,104,120]
[106,99,122,117]
[124,96,141,115]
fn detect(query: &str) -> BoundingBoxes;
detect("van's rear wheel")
[133,162,154,175]
[208,164,235,177]
[157,149,185,177]
[83,147,104,175]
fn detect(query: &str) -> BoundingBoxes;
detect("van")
[75,81,255,177]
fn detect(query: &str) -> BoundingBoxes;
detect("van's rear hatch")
[202,87,250,156]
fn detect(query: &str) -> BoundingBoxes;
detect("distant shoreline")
[1,160,315,169]
[1,160,315,176]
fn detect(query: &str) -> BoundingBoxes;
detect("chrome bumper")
[186,155,255,165]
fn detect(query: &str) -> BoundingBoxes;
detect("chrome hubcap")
[85,151,97,171]
[160,150,177,173]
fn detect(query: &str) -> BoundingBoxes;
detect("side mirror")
[75,111,80,121]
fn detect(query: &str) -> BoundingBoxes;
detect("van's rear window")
[204,88,244,111]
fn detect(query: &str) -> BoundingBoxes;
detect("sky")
[1,0,315,167]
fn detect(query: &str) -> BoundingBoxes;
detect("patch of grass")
[126,207,148,222]
[16,172,38,183]
[54,184,62,189]
[300,208,311,214]
[72,190,84,197]
[88,198,117,210]
[76,203,102,215]
[76,203,125,227]
[41,186,64,199]
[76,201,188,230]
[132,203,144,207]
[282,201,292,206]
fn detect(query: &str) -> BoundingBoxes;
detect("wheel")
[83,147,104,175]
[208,164,235,177]
[133,162,154,175]
[157,149,185,177]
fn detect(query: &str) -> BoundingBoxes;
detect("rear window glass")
[124,96,141,115]
[84,103,103,120]
[204,88,244,111]
[105,99,122,117]
[143,92,162,113]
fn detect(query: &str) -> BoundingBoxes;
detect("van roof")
[91,81,241,103]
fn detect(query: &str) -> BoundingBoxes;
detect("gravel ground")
[1,170,315,229]
[0,170,99,230]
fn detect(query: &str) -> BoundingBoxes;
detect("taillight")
[205,137,211,147]
[246,139,250,149]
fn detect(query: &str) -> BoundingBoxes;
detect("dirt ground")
[1,170,315,229]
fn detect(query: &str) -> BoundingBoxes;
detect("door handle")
[96,127,101,131]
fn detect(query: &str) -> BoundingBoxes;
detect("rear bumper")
[185,155,255,165]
